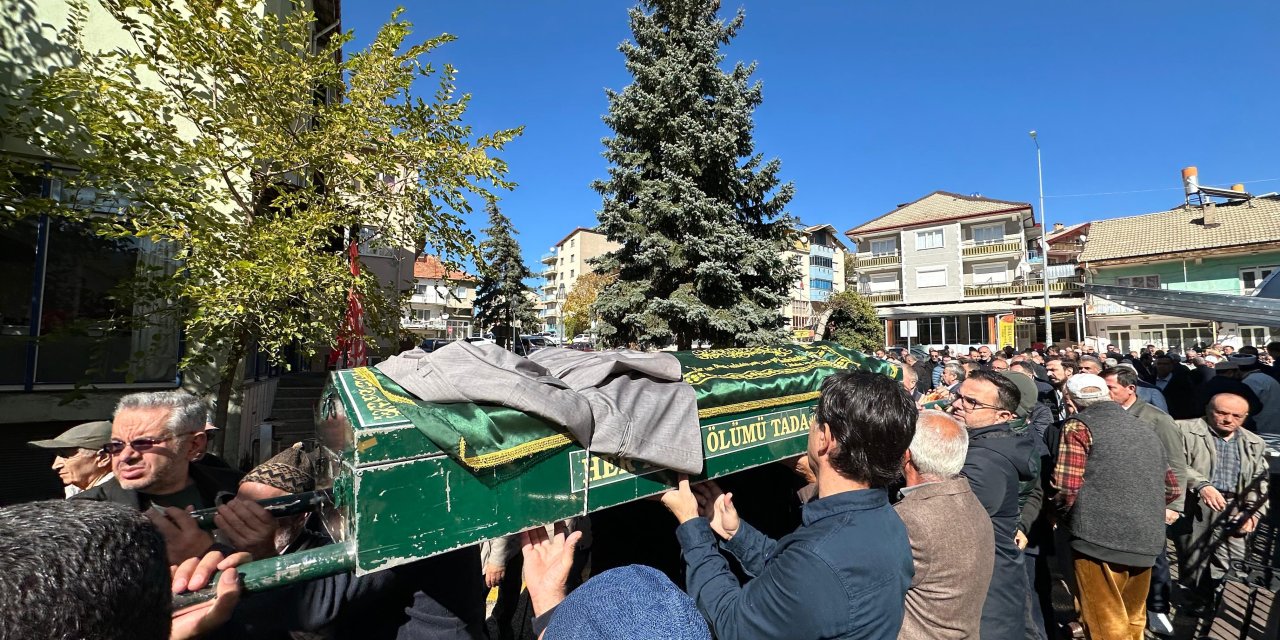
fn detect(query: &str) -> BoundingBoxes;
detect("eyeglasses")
[102,434,179,456]
[955,394,1005,412]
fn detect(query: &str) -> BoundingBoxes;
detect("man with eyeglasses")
[953,369,1036,640]
[75,391,243,563]
[27,420,114,498]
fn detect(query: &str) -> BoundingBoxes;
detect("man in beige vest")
[895,410,995,639]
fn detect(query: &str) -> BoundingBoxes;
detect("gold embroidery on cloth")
[458,433,575,469]
[697,391,822,418]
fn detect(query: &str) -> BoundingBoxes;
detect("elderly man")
[1233,354,1280,434]
[895,410,994,639]
[1112,362,1170,413]
[977,345,994,368]
[661,371,916,639]
[953,369,1035,640]
[1100,367,1186,635]
[1053,374,1180,640]
[1078,356,1103,376]
[75,391,243,563]
[938,362,965,395]
[900,365,923,403]
[1176,393,1271,616]
[27,420,114,498]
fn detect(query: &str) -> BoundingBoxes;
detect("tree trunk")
[213,330,249,461]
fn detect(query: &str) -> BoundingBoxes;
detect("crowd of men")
[3,339,1277,639]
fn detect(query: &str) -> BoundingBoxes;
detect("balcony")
[961,238,1023,259]
[541,252,557,264]
[853,252,901,269]
[542,266,557,278]
[964,279,1081,298]
[861,291,903,304]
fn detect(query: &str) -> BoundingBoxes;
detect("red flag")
[329,240,369,369]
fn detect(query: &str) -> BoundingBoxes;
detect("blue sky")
[345,1,1280,269]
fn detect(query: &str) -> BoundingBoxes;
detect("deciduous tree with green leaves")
[473,202,538,347]
[591,0,798,351]
[1,0,519,452]
[820,291,885,354]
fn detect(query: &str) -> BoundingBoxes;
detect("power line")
[1045,177,1280,199]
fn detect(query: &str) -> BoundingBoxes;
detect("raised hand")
[521,522,582,617]
[692,481,740,540]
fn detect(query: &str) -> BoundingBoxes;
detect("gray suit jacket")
[1127,399,1188,512]
[893,477,994,640]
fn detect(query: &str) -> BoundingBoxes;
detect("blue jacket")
[675,488,912,639]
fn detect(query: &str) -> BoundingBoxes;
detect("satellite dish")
[441,313,450,320]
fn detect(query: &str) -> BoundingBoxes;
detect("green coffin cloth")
[349,341,896,473]
[672,341,901,419]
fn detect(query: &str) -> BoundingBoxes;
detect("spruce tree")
[474,202,539,348]
[591,0,798,351]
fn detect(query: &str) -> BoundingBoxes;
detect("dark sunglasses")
[102,434,179,456]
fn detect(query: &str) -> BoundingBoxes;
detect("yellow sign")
[996,313,1017,349]
[793,329,814,339]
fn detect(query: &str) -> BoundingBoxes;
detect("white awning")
[877,297,1083,319]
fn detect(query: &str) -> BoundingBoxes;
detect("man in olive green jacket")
[1175,392,1270,614]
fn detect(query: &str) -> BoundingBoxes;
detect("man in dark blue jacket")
[954,369,1037,640]
[661,371,916,639]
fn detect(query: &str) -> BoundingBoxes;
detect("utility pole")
[1030,131,1052,347]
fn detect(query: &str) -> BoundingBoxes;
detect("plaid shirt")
[1209,431,1242,493]
[1053,418,1181,512]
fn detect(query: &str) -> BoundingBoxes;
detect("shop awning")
[1085,284,1280,327]
[878,297,1083,319]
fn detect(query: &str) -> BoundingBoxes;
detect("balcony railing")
[853,252,901,269]
[961,238,1023,258]
[540,252,557,264]
[861,291,903,304]
[964,279,1081,298]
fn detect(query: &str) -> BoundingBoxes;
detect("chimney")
[1232,183,1246,193]
[1052,223,1064,233]
[1182,166,1200,205]
[1203,202,1218,227]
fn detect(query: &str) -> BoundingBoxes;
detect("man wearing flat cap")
[28,421,114,498]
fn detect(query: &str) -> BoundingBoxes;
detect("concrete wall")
[899,224,963,304]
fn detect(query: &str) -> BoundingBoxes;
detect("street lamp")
[1030,130,1052,347]
[556,284,566,347]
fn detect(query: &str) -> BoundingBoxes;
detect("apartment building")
[1081,189,1280,352]
[538,227,620,335]
[783,224,848,340]
[844,191,1082,349]
[402,256,478,340]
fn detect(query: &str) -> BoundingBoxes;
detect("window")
[868,273,898,292]
[569,269,575,279]
[1240,266,1277,295]
[809,255,833,268]
[972,223,1005,245]
[357,226,395,258]
[965,315,989,344]
[810,279,834,291]
[1238,326,1276,347]
[415,283,429,295]
[916,266,947,288]
[972,262,1008,285]
[1116,275,1160,289]
[915,229,943,251]
[869,237,897,257]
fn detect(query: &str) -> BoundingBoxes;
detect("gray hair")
[901,364,917,386]
[944,363,966,382]
[115,391,207,437]
[909,410,969,480]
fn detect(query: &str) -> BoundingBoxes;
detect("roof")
[1086,284,1280,326]
[1048,222,1090,243]
[552,227,601,249]
[1079,195,1280,263]
[802,224,848,249]
[414,255,476,281]
[845,191,1032,237]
